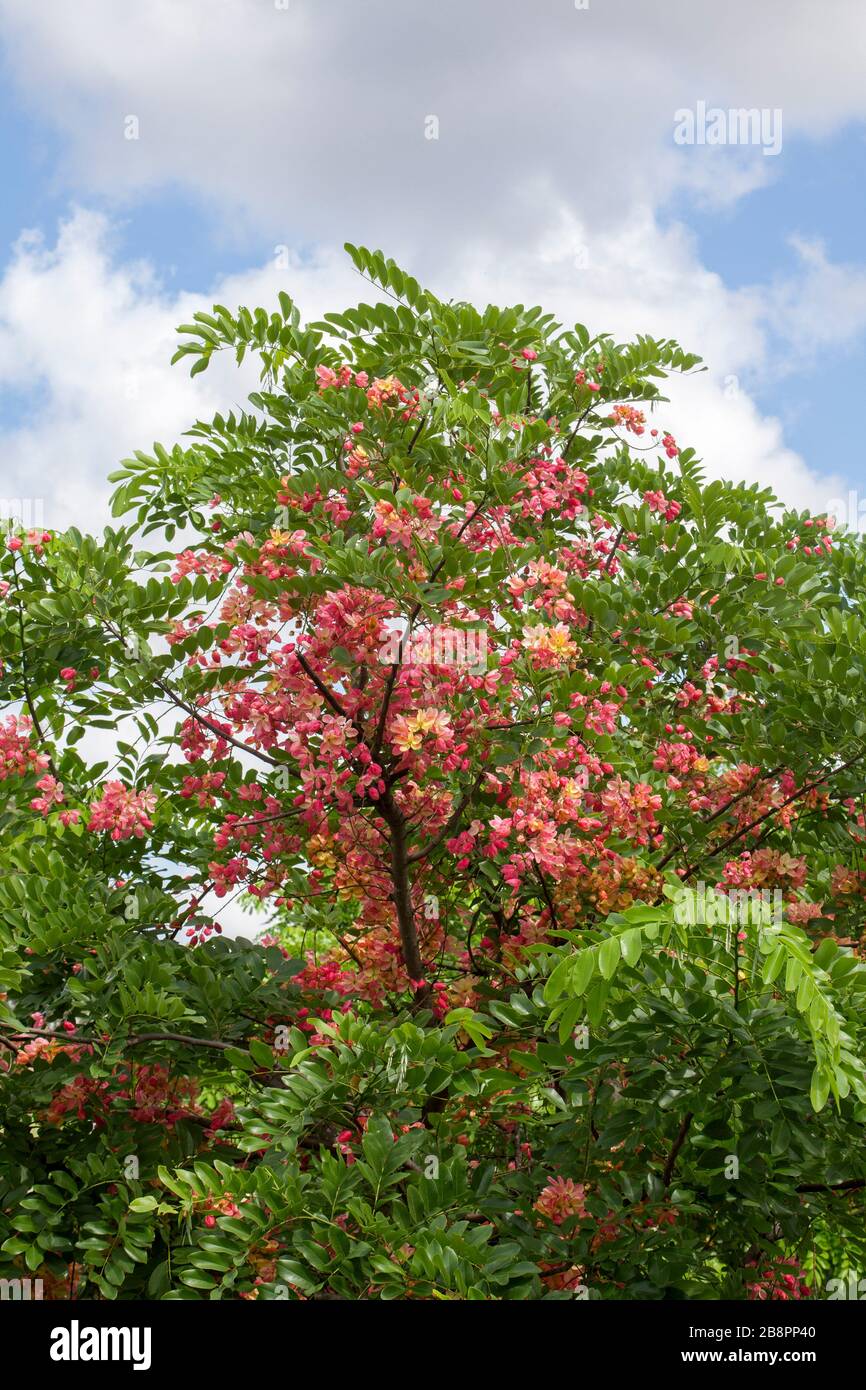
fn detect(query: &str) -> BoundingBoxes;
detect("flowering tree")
[1,245,865,1301]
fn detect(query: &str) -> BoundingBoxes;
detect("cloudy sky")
[2,0,866,535]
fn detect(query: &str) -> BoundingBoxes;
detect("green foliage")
[0,246,864,1301]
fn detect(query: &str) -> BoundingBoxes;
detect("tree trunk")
[379,791,430,1006]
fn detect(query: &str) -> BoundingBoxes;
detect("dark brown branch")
[154,680,279,767]
[379,790,428,1003]
[123,1032,237,1050]
[0,1023,236,1051]
[796,1177,866,1194]
[657,767,785,871]
[584,523,626,642]
[561,401,597,461]
[406,413,427,455]
[294,649,351,722]
[663,1111,693,1186]
[294,648,370,753]
[602,525,625,576]
[372,498,489,759]
[533,859,559,933]
[702,765,785,828]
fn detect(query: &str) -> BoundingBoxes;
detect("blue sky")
[664,127,866,482]
[0,81,255,292]
[2,0,866,533]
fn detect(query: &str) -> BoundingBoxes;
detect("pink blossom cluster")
[87,781,157,840]
[643,489,682,521]
[534,1176,588,1224]
[0,714,49,782]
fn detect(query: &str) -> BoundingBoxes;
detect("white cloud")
[1,1,864,529]
[442,209,846,513]
[3,0,866,258]
[0,210,209,529]
[0,211,352,529]
[0,204,854,536]
[766,235,866,357]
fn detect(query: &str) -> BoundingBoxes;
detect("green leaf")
[810,1066,831,1113]
[249,1039,275,1067]
[129,1196,158,1213]
[224,1047,255,1072]
[598,936,620,981]
[620,928,642,967]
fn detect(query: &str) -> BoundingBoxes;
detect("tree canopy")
[1,245,864,1301]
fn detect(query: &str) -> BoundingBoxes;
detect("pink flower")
[87,782,156,841]
[0,714,49,782]
[315,364,339,390]
[534,1176,588,1225]
[31,774,65,816]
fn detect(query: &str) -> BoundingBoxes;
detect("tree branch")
[0,1023,238,1051]
[662,1111,693,1187]
[656,766,784,872]
[795,1177,866,1194]
[379,789,429,1004]
[154,680,279,767]
[371,498,489,760]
